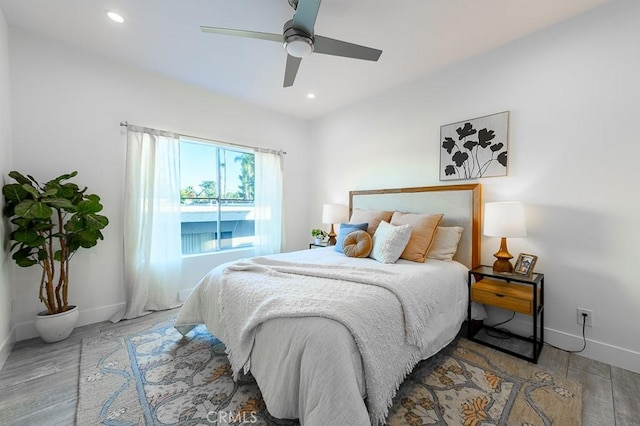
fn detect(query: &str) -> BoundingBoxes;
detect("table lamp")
[483,201,527,273]
[322,203,349,246]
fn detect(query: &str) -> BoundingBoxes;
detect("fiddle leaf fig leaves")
[2,170,109,314]
[14,200,52,219]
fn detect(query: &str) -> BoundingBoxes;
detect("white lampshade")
[484,202,527,238]
[322,203,349,224]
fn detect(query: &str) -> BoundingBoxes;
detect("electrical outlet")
[577,308,593,327]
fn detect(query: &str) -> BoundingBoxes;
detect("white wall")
[8,29,312,339]
[0,7,14,371]
[310,0,640,373]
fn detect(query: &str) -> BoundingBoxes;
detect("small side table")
[467,265,545,363]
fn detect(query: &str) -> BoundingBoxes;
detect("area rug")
[77,316,581,425]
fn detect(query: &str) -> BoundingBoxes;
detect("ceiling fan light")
[284,36,313,58]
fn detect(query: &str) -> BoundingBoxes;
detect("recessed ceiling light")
[106,11,125,24]
[307,93,316,99]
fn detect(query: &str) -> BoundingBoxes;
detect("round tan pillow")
[342,230,373,258]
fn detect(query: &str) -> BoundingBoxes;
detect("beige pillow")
[349,209,393,236]
[342,230,373,258]
[427,226,464,261]
[390,211,444,262]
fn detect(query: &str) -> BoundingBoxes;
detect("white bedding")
[175,247,470,425]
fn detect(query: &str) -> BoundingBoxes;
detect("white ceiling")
[0,0,611,119]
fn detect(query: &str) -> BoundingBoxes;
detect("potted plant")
[311,228,327,245]
[2,171,109,342]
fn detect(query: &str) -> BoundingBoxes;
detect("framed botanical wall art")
[440,111,509,181]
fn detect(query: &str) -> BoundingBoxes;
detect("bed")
[175,183,482,425]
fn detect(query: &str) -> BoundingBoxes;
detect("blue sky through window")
[180,139,247,196]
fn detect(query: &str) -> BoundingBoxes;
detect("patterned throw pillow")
[369,221,412,264]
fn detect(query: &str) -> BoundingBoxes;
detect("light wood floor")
[0,310,638,425]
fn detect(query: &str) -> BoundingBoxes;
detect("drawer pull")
[494,293,505,297]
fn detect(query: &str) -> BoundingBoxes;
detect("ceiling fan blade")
[292,0,321,35]
[314,35,382,61]
[283,55,302,87]
[200,26,283,43]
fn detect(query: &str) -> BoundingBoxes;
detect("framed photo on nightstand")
[514,253,538,277]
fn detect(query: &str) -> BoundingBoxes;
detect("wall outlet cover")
[577,308,593,327]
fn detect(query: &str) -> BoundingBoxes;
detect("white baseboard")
[14,302,126,342]
[0,325,15,372]
[482,311,640,374]
[544,327,640,374]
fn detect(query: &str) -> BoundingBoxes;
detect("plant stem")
[38,268,51,313]
[40,228,56,315]
[61,224,69,312]
[54,209,66,313]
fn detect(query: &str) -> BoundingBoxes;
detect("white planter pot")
[34,305,79,343]
[314,238,323,245]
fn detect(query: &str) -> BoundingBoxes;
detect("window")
[179,139,255,255]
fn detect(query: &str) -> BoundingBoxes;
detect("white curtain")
[112,126,182,321]
[253,149,284,256]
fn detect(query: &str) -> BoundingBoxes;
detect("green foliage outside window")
[180,152,254,204]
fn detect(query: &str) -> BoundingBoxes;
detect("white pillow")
[427,226,463,261]
[369,220,412,264]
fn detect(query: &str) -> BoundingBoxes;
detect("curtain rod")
[119,121,286,155]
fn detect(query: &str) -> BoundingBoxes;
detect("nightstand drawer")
[472,278,535,315]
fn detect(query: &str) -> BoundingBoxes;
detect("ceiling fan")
[200,0,383,87]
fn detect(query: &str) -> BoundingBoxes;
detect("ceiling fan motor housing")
[283,19,314,58]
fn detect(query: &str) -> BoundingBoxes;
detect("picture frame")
[439,111,509,181]
[514,253,538,277]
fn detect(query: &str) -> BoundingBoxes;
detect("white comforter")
[175,248,469,425]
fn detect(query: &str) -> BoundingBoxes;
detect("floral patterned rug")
[77,316,581,425]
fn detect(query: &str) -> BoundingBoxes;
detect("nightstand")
[467,265,544,363]
[309,243,328,249]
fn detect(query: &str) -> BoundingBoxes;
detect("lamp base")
[492,257,514,273]
[492,237,514,273]
[328,224,337,246]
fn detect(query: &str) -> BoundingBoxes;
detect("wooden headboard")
[349,184,481,269]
